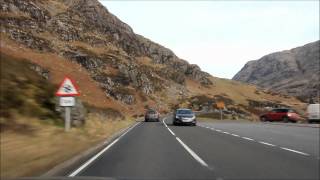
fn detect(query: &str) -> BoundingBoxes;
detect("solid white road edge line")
[118,122,141,139]
[259,141,276,147]
[176,137,209,167]
[280,147,310,156]
[69,139,119,177]
[222,131,230,134]
[69,122,140,177]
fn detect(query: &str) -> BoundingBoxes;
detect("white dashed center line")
[242,137,254,141]
[176,137,209,167]
[230,134,240,137]
[167,127,176,136]
[259,141,276,147]
[163,118,210,169]
[198,124,311,157]
[162,118,175,136]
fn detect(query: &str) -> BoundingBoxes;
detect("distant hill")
[0,0,306,119]
[233,41,320,102]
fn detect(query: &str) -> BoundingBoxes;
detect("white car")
[307,104,320,123]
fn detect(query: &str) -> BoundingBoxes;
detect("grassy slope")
[0,50,135,178]
[0,53,59,124]
[1,115,134,177]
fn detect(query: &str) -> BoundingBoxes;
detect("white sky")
[99,1,319,79]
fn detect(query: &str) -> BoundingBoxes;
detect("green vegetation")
[0,53,60,129]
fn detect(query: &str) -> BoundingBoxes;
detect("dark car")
[260,108,303,123]
[173,108,197,126]
[145,109,160,122]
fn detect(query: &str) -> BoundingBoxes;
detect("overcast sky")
[99,1,319,79]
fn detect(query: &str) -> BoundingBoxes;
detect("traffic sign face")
[216,101,225,109]
[60,97,75,106]
[56,77,80,96]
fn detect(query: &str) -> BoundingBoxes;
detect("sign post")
[65,106,71,131]
[216,101,225,121]
[56,77,80,132]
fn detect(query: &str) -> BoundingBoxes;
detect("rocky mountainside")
[0,0,307,119]
[233,41,320,102]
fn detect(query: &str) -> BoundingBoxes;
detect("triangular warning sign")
[56,77,80,96]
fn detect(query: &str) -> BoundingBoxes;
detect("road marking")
[69,139,119,177]
[176,137,209,167]
[167,127,176,136]
[162,117,176,136]
[231,134,240,137]
[242,137,254,141]
[280,147,310,156]
[118,122,141,139]
[259,141,276,147]
[69,122,140,177]
[162,118,168,128]
[199,124,312,157]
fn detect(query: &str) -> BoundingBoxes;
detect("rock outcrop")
[233,41,320,102]
[0,0,212,106]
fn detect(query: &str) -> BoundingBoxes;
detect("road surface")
[68,116,320,179]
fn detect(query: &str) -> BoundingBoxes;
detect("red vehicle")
[260,108,302,123]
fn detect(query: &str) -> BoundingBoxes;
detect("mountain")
[0,0,306,120]
[233,41,320,102]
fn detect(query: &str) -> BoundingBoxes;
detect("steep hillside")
[0,53,59,126]
[0,0,306,119]
[233,41,320,102]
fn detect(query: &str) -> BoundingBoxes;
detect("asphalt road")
[68,116,320,180]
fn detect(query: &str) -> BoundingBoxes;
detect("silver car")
[173,108,197,126]
[145,109,160,122]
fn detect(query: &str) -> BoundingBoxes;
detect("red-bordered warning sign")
[56,77,80,96]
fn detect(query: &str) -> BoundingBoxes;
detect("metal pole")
[220,109,223,120]
[65,106,71,132]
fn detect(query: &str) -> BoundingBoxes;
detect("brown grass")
[186,76,306,112]
[0,114,134,178]
[0,35,128,113]
[136,56,166,69]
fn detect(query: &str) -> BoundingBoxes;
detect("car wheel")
[145,119,148,122]
[260,116,267,122]
[308,120,313,124]
[282,117,289,123]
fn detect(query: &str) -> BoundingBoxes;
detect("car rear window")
[177,110,193,114]
[147,110,156,114]
[273,109,290,113]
